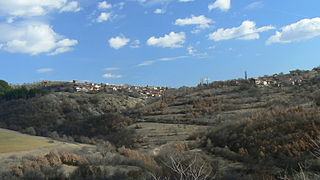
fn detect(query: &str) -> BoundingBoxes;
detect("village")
[205,67,320,88]
[71,81,167,98]
[250,69,318,87]
[36,67,320,97]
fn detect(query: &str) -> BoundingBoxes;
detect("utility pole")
[201,77,210,85]
[205,77,209,85]
[245,71,248,80]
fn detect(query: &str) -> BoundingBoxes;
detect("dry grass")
[0,128,54,153]
[118,147,158,169]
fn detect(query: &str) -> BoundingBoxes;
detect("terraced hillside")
[135,73,319,126]
[1,67,320,179]
[126,68,320,155]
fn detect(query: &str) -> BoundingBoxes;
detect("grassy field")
[0,128,54,153]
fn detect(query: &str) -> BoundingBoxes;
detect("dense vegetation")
[0,86,143,147]
[189,106,320,178]
[0,80,46,101]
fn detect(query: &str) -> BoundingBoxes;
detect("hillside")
[134,67,320,126]
[0,67,320,179]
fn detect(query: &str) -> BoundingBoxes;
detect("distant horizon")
[4,65,320,88]
[1,0,320,87]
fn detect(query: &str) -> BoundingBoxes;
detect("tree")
[0,80,10,94]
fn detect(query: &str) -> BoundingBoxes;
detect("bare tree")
[151,154,214,180]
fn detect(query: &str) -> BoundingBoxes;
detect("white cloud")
[0,0,64,17]
[96,12,111,23]
[105,67,120,71]
[115,2,125,9]
[0,0,81,17]
[175,15,213,29]
[60,1,81,12]
[267,17,320,45]
[138,56,189,66]
[56,39,78,47]
[130,40,141,48]
[187,46,197,56]
[6,17,15,23]
[137,60,155,67]
[138,0,173,6]
[179,0,194,2]
[108,36,130,49]
[209,20,275,41]
[208,0,231,11]
[49,39,78,55]
[158,56,188,61]
[186,46,208,57]
[147,32,186,48]
[103,73,123,78]
[245,1,264,10]
[37,68,54,73]
[154,9,166,14]
[49,47,74,55]
[98,1,112,9]
[0,22,78,55]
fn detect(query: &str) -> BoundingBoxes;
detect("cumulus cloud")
[96,12,111,23]
[209,20,275,41]
[103,73,123,78]
[147,32,186,48]
[175,15,213,30]
[0,0,81,17]
[49,39,78,55]
[37,68,54,73]
[60,1,81,12]
[98,1,112,9]
[208,0,231,11]
[108,36,130,49]
[179,0,194,2]
[0,22,78,55]
[267,17,320,45]
[154,9,166,14]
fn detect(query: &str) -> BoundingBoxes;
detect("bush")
[22,127,36,136]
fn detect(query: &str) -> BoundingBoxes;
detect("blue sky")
[0,0,320,87]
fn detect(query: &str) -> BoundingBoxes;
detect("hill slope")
[1,67,320,179]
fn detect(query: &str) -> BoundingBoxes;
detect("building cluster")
[251,70,309,87]
[74,83,102,92]
[210,69,320,88]
[73,81,167,98]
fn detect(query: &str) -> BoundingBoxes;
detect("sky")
[0,0,320,87]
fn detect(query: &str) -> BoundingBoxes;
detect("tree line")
[0,80,46,101]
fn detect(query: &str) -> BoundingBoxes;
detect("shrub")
[22,127,36,136]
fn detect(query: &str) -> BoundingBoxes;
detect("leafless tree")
[151,154,214,180]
